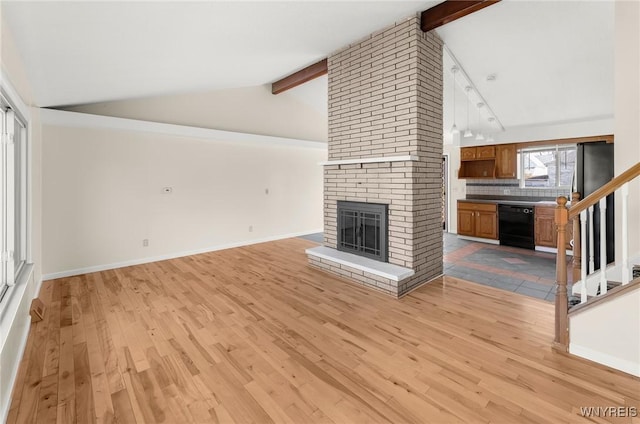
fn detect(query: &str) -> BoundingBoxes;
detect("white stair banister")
[622,183,629,285]
[588,206,595,274]
[557,162,640,354]
[599,197,607,295]
[580,210,588,303]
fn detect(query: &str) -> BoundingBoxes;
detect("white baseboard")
[34,277,44,299]
[42,229,323,281]
[535,245,573,256]
[569,343,640,377]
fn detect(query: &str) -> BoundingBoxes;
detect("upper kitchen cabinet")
[461,147,477,161]
[458,159,495,178]
[461,146,495,160]
[458,144,512,179]
[495,144,517,179]
[477,145,495,159]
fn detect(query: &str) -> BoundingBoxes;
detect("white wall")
[614,0,640,258]
[0,9,43,421]
[63,82,328,143]
[569,288,640,377]
[41,111,325,278]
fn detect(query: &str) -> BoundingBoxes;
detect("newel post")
[554,196,569,351]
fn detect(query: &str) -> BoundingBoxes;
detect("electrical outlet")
[162,187,173,194]
[265,188,269,195]
[504,189,510,195]
[143,239,149,247]
[249,225,253,232]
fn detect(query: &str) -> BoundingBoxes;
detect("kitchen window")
[518,145,576,188]
[1,93,29,308]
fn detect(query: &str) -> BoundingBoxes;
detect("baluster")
[622,183,630,285]
[588,205,595,274]
[599,197,607,295]
[571,192,582,284]
[580,210,588,303]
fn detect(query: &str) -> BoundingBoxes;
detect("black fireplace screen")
[337,201,388,262]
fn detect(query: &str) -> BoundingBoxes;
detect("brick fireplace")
[306,16,444,297]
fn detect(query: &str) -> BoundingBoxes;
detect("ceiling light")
[463,86,473,138]
[475,102,485,141]
[450,66,460,135]
[487,74,497,82]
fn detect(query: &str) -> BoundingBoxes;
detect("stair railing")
[554,161,640,351]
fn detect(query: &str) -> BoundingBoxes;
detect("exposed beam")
[271,59,328,95]
[420,0,501,32]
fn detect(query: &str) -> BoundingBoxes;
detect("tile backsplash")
[465,179,571,199]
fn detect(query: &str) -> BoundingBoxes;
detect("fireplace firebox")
[337,201,388,262]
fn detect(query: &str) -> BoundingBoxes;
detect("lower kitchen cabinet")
[535,205,573,249]
[458,209,476,236]
[457,202,498,240]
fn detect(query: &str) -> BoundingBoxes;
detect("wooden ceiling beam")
[420,0,501,32]
[272,2,499,93]
[271,59,328,95]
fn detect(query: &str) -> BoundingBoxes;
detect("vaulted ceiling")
[2,1,614,139]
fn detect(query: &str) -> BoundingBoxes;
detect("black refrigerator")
[575,142,615,269]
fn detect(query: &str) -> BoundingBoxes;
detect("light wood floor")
[8,238,640,423]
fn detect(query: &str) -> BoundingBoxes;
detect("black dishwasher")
[498,204,535,250]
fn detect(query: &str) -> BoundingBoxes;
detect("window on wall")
[1,94,29,306]
[518,145,576,188]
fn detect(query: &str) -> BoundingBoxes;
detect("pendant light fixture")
[450,66,459,135]
[486,117,495,142]
[463,86,473,138]
[475,102,485,141]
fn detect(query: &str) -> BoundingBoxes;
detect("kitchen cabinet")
[461,146,495,161]
[495,144,517,179]
[477,145,496,159]
[457,202,498,240]
[458,209,476,236]
[458,160,495,179]
[461,147,477,161]
[458,144,511,179]
[535,205,573,249]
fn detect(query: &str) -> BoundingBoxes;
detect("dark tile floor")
[298,232,324,243]
[443,233,558,302]
[299,232,562,302]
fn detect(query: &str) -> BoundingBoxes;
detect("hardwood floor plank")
[199,362,274,424]
[110,388,136,424]
[8,238,639,424]
[73,342,95,424]
[123,347,169,423]
[35,373,58,424]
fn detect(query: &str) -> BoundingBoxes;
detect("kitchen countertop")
[459,198,570,207]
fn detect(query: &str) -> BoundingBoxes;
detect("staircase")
[554,162,640,377]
